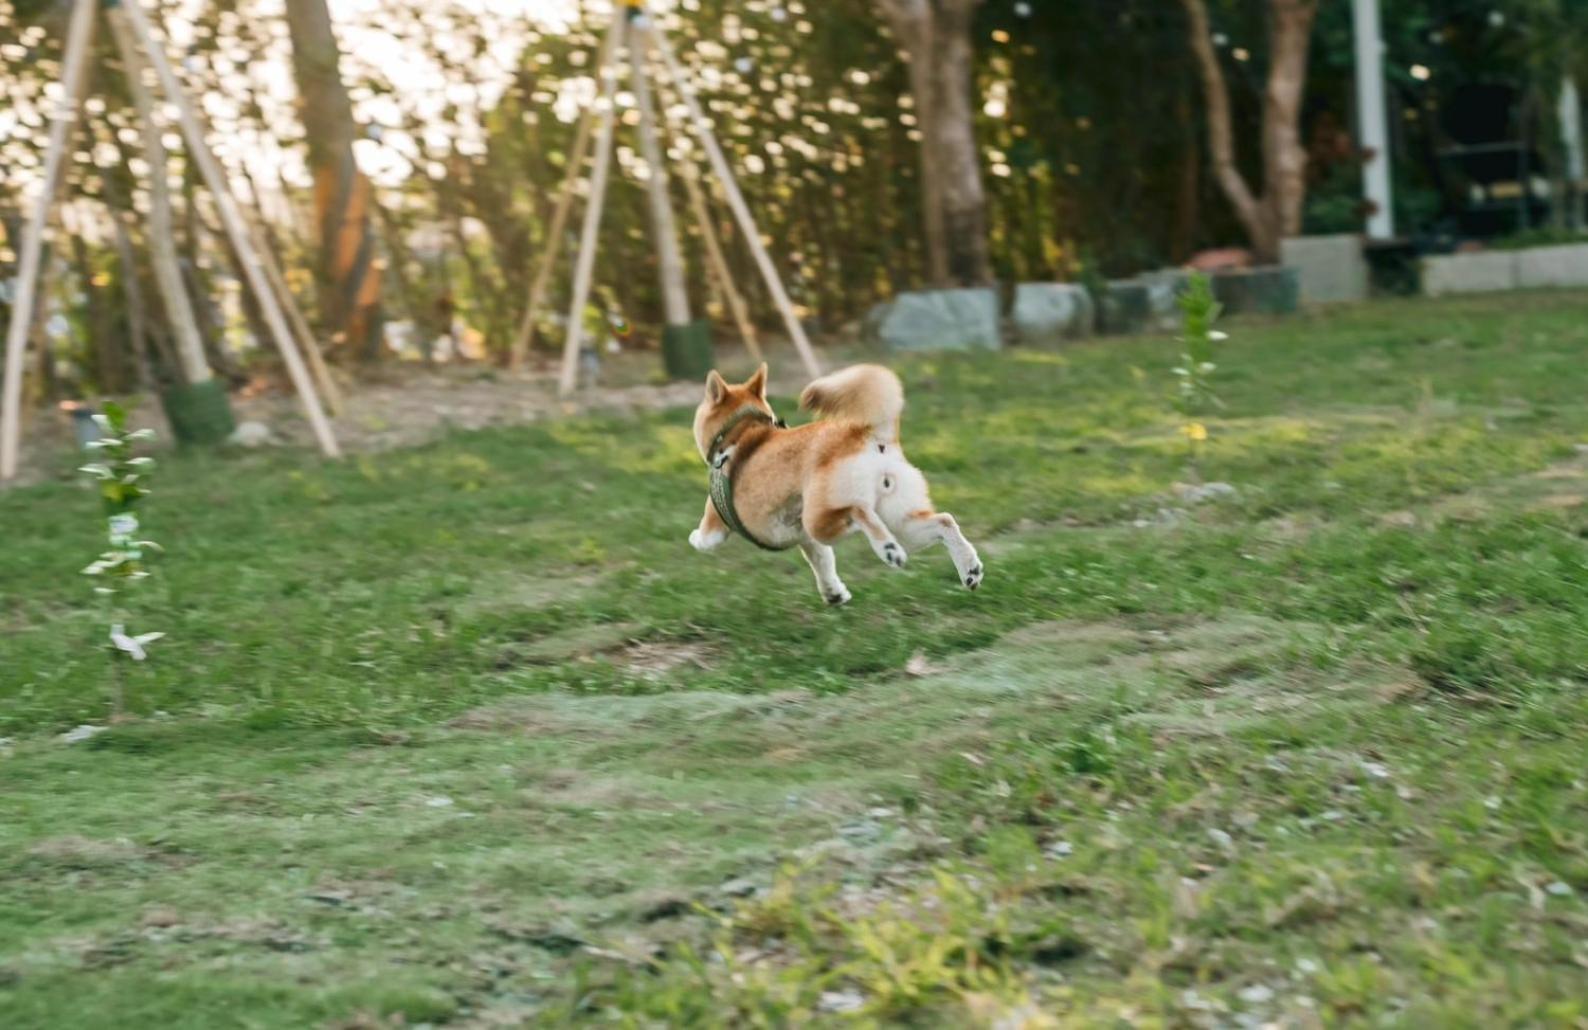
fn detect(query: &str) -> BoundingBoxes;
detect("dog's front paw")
[963,561,984,591]
[880,541,907,569]
[690,528,726,552]
[824,585,853,607]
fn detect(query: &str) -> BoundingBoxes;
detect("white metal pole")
[651,21,822,380]
[0,0,96,482]
[558,13,625,397]
[1561,76,1586,228]
[1353,0,1395,239]
[122,0,341,458]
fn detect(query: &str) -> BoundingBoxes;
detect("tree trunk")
[878,0,991,287]
[284,0,382,358]
[1261,0,1320,244]
[1179,0,1319,263]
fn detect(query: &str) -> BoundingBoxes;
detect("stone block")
[1420,252,1518,296]
[1280,234,1370,304]
[1009,282,1094,344]
[877,288,1001,351]
[1135,269,1193,330]
[1514,243,1588,289]
[1097,281,1152,335]
[1212,265,1300,315]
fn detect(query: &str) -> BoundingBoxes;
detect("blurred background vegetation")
[2,0,1586,397]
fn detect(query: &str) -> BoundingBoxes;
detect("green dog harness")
[707,405,791,552]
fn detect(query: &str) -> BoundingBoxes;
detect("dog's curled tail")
[799,364,904,445]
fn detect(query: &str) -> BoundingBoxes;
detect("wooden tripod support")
[0,0,340,484]
[549,2,821,397]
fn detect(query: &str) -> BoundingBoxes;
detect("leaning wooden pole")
[0,0,95,482]
[252,215,346,416]
[105,6,214,388]
[680,162,763,362]
[629,16,691,328]
[120,0,341,458]
[557,13,625,397]
[202,133,345,415]
[508,101,595,369]
[650,21,822,380]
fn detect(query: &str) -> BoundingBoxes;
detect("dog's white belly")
[761,495,805,548]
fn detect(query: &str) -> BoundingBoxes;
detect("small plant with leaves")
[1172,273,1226,479]
[78,402,163,713]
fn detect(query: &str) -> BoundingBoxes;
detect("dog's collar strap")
[707,406,791,552]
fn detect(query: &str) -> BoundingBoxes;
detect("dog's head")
[693,363,772,461]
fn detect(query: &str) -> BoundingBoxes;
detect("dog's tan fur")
[690,363,983,605]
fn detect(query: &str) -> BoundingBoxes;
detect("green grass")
[3,292,1588,1026]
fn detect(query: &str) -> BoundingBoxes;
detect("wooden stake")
[508,101,595,369]
[650,22,822,380]
[214,145,345,414]
[0,0,96,482]
[508,110,592,369]
[629,18,691,327]
[558,13,625,397]
[106,6,213,387]
[121,0,340,458]
[680,162,763,362]
[253,215,346,416]
[193,105,344,413]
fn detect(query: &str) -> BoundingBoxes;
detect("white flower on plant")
[91,413,114,432]
[1208,330,1229,341]
[109,514,140,538]
[110,624,165,661]
[77,464,112,479]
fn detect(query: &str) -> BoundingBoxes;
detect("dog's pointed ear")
[745,362,768,400]
[705,370,727,404]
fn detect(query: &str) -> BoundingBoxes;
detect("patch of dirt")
[455,573,604,621]
[16,327,841,486]
[25,835,147,869]
[8,364,706,487]
[480,622,714,681]
[903,613,1408,738]
[614,640,715,681]
[1431,449,1588,522]
[448,688,763,735]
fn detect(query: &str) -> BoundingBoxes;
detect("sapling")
[78,402,162,716]
[1173,273,1226,481]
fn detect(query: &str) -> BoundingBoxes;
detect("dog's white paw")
[962,561,984,591]
[880,541,907,569]
[824,584,852,606]
[690,528,726,552]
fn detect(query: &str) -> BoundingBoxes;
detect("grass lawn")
[3,292,1588,1027]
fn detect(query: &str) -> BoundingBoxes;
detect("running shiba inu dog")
[689,363,984,605]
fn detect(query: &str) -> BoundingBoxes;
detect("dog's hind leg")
[852,506,907,569]
[799,538,851,606]
[901,510,983,590]
[689,496,730,552]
